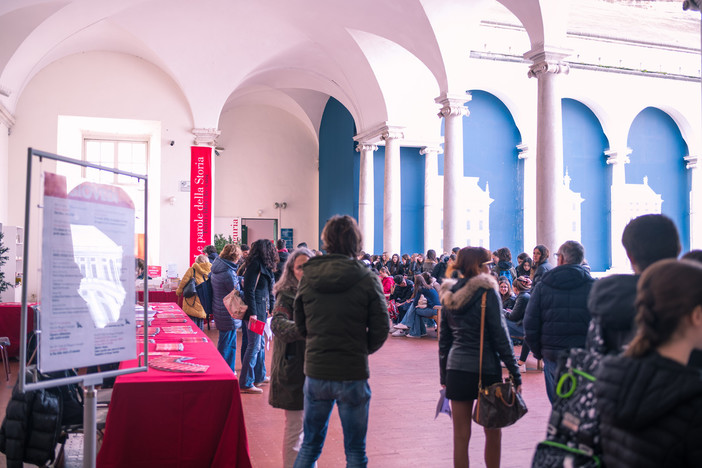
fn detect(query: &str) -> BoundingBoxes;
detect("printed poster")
[39,172,137,372]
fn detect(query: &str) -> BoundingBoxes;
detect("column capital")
[381,127,404,141]
[685,154,699,169]
[192,128,221,146]
[420,146,443,156]
[605,148,632,165]
[356,143,378,153]
[0,102,15,130]
[435,93,471,119]
[525,46,571,78]
[354,122,404,145]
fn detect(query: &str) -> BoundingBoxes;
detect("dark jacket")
[586,274,639,354]
[274,250,289,283]
[504,291,530,325]
[531,261,552,290]
[207,252,218,263]
[595,352,702,468]
[431,260,449,284]
[0,384,63,468]
[294,254,389,381]
[389,279,414,304]
[501,293,516,310]
[438,274,521,386]
[210,257,241,331]
[243,258,275,321]
[386,260,402,276]
[269,288,306,411]
[523,264,594,362]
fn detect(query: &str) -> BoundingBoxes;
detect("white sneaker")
[391,330,406,337]
[394,323,409,330]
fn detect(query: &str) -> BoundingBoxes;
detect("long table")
[0,302,35,357]
[137,289,183,307]
[97,302,251,468]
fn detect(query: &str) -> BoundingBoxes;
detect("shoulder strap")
[477,291,487,390]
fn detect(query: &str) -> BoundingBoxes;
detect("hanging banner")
[190,146,212,263]
[40,172,136,372]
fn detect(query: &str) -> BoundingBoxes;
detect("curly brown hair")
[243,239,278,271]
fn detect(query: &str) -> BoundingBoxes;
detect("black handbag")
[182,268,197,298]
[196,273,213,315]
[472,292,528,429]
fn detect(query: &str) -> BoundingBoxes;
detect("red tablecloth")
[0,303,35,357]
[97,303,251,468]
[137,290,183,307]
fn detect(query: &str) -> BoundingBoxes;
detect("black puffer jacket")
[504,291,530,325]
[243,258,275,321]
[0,384,62,468]
[269,288,306,411]
[586,274,639,354]
[595,352,702,468]
[294,254,389,381]
[524,264,594,361]
[438,274,521,386]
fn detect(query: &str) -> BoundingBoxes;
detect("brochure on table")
[39,172,137,373]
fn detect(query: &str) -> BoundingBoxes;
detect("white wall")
[216,104,320,249]
[8,51,194,297]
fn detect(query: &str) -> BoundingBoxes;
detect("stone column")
[518,142,536,253]
[382,128,404,254]
[525,48,570,254]
[686,155,701,249]
[357,143,377,254]
[436,93,470,252]
[0,103,14,224]
[420,146,443,253]
[606,147,632,272]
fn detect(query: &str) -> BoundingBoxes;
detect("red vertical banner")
[190,146,212,264]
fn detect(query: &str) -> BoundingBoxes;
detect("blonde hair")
[195,254,209,264]
[220,244,242,262]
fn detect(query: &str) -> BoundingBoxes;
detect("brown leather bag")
[472,292,528,429]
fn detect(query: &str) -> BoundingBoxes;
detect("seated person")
[388,275,414,324]
[499,277,516,310]
[392,274,440,338]
[504,276,532,367]
[378,266,394,299]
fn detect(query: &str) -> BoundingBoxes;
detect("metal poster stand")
[19,148,150,468]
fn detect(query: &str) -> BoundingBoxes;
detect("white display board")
[39,172,137,372]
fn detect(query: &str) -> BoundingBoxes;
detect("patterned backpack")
[531,320,606,468]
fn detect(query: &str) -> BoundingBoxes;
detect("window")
[84,139,148,187]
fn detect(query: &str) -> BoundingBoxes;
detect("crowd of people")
[175,213,702,468]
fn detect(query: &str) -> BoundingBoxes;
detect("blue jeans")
[543,359,558,404]
[217,328,238,373]
[240,322,266,388]
[408,307,436,337]
[293,378,371,468]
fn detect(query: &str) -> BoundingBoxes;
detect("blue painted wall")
[562,99,611,271]
[439,90,523,256]
[627,107,690,252]
[318,97,424,255]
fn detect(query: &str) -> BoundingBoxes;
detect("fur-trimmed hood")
[439,273,498,310]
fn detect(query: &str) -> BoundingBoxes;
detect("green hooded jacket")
[294,254,389,381]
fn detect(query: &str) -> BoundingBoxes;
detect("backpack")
[498,268,514,287]
[531,321,606,468]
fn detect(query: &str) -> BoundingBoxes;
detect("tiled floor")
[0,325,553,468]
[236,327,552,468]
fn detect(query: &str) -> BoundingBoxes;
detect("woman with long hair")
[439,247,521,468]
[595,259,702,467]
[240,239,278,394]
[530,244,552,289]
[210,244,243,373]
[269,247,315,468]
[498,277,515,310]
[386,253,402,276]
[423,249,438,273]
[392,274,440,338]
[504,276,533,369]
[378,266,394,299]
[176,254,211,330]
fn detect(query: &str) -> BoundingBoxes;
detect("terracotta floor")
[0,325,553,468]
